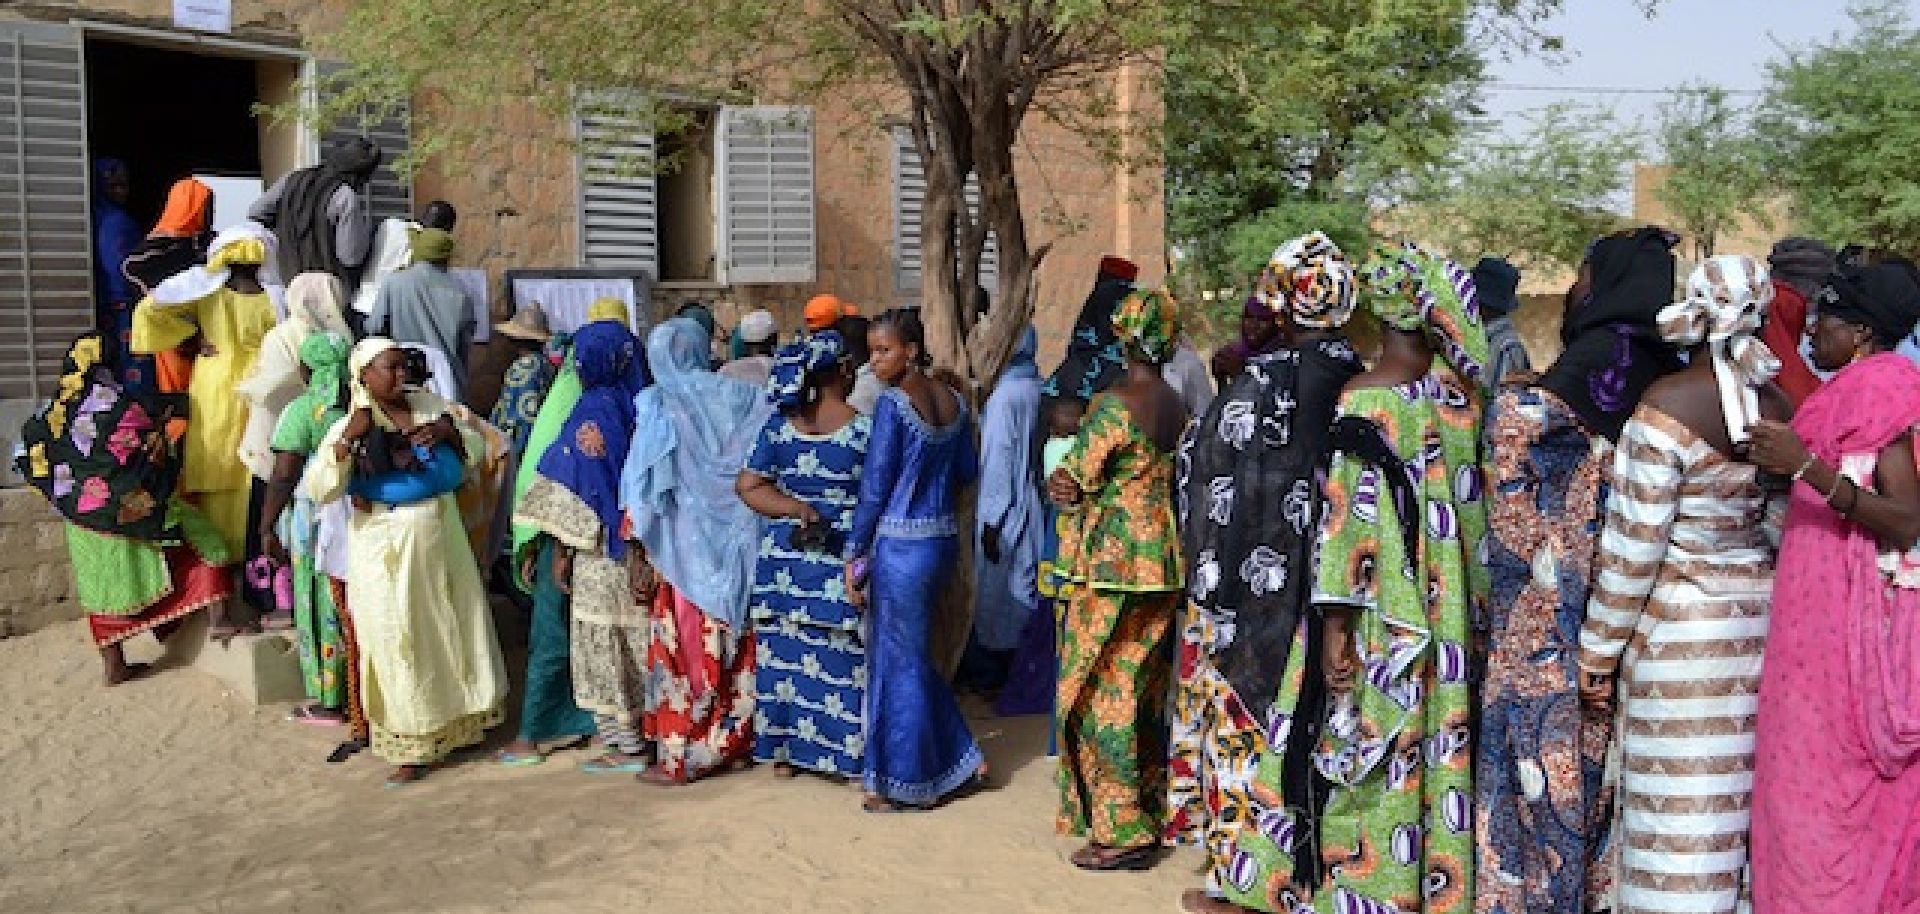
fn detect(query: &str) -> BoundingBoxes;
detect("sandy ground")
[0,614,1202,914]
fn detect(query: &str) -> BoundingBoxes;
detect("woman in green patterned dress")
[1187,244,1489,913]
[1047,288,1187,872]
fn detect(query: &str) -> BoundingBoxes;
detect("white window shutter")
[717,105,815,285]
[0,21,90,405]
[314,61,413,221]
[575,93,659,279]
[891,127,997,301]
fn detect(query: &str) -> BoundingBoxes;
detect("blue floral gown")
[745,411,873,776]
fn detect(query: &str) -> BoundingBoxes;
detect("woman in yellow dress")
[131,226,279,635]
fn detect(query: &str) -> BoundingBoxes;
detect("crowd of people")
[15,141,1920,914]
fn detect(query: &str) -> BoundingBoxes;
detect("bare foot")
[104,661,152,687]
[384,765,428,787]
[772,762,798,779]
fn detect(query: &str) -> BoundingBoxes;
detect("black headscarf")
[1817,260,1920,348]
[1472,256,1521,320]
[1538,227,1684,442]
[273,136,381,286]
[1768,237,1837,298]
[1041,260,1137,401]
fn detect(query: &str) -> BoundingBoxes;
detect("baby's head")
[1046,397,1087,440]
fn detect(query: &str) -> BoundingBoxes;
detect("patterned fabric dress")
[1055,392,1182,851]
[745,412,873,776]
[270,389,349,710]
[1578,406,1777,914]
[1166,338,1361,890]
[490,350,556,456]
[1219,380,1479,913]
[1475,386,1618,914]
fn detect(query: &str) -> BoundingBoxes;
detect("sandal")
[496,749,546,768]
[287,705,345,727]
[861,795,928,814]
[1071,843,1159,872]
[580,755,649,774]
[325,739,367,764]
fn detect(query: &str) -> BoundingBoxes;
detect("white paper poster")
[192,175,263,235]
[451,268,491,343]
[172,0,232,33]
[509,278,643,335]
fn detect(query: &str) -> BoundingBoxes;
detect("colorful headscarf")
[298,331,352,424]
[767,330,847,412]
[1112,288,1181,365]
[150,178,213,239]
[348,337,448,431]
[1657,255,1779,447]
[150,222,276,306]
[15,333,181,540]
[537,320,645,559]
[1363,242,1493,395]
[587,297,630,326]
[410,227,454,262]
[1256,231,1357,330]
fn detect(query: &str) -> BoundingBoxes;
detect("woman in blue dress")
[738,331,873,780]
[846,309,988,811]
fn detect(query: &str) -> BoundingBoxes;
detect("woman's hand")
[845,561,868,610]
[198,342,220,358]
[1748,419,1812,477]
[518,548,539,590]
[1047,466,1082,507]
[553,547,574,595]
[793,502,822,526]
[1578,669,1615,718]
[261,531,290,567]
[627,550,660,605]
[343,407,374,443]
[410,415,457,450]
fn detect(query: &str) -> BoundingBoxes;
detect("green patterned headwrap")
[1111,288,1182,366]
[299,331,352,421]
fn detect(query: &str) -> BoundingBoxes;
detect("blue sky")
[1481,0,1915,139]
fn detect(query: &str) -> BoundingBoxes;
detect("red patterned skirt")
[88,544,233,649]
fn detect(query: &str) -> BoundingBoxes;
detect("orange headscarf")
[150,178,213,239]
[804,293,856,331]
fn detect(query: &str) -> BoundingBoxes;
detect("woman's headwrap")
[285,272,353,340]
[150,222,276,306]
[767,330,847,412]
[1471,256,1522,320]
[1255,231,1357,330]
[14,333,182,540]
[1816,262,1920,349]
[299,331,351,421]
[1112,288,1182,365]
[1007,323,1040,377]
[1768,237,1837,298]
[676,302,718,339]
[1363,243,1492,395]
[1538,227,1684,442]
[1657,255,1779,446]
[348,337,446,430]
[537,320,645,559]
[150,178,213,238]
[587,297,630,326]
[410,228,454,262]
[619,317,771,630]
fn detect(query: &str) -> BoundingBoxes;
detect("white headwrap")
[1657,254,1781,446]
[349,337,448,431]
[149,221,278,306]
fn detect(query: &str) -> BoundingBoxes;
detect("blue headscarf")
[767,330,846,412]
[538,321,646,559]
[620,317,772,629]
[1003,324,1039,381]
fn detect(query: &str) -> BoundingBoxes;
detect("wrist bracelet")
[1842,477,1862,515]
[1791,455,1817,480]
[1825,470,1848,505]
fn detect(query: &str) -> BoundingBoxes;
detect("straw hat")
[496,301,553,342]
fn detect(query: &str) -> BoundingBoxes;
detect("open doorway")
[657,106,717,283]
[83,36,304,232]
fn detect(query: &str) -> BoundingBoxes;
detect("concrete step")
[122,609,308,705]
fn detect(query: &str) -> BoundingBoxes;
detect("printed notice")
[173,0,232,33]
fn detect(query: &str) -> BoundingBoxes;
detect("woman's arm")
[1751,422,1920,550]
[737,471,818,524]
[1578,415,1684,709]
[258,450,309,564]
[847,394,903,559]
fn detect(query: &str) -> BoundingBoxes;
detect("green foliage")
[1414,103,1639,272]
[1653,86,1773,258]
[1758,1,1920,253]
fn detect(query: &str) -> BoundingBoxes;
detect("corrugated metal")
[716,105,815,285]
[0,21,91,402]
[891,126,997,300]
[575,94,658,277]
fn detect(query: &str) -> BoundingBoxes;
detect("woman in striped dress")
[1576,255,1789,914]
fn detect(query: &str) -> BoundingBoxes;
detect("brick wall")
[0,488,79,637]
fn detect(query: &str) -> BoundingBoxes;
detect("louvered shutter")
[314,62,412,221]
[0,21,90,405]
[891,126,997,299]
[575,94,658,278]
[717,105,815,285]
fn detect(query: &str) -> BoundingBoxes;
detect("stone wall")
[0,488,79,637]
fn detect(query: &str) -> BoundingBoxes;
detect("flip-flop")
[326,739,367,764]
[1072,845,1159,872]
[496,750,546,768]
[287,705,346,727]
[580,756,649,774]
[861,796,929,814]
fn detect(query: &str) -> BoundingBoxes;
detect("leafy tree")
[309,1,1183,385]
[1758,1,1920,253]
[1653,86,1773,259]
[1413,103,1640,273]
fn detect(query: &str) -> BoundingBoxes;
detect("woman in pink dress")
[1747,261,1920,914]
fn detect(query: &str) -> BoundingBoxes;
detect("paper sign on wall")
[172,0,232,33]
[509,278,644,335]
[452,268,492,344]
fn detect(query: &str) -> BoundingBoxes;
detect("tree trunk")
[967,105,1037,391]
